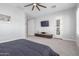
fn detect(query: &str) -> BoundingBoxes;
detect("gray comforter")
[0,39,59,56]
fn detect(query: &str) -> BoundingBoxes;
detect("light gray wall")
[0,4,26,43]
[76,4,79,47]
[28,19,35,36]
[33,7,76,41]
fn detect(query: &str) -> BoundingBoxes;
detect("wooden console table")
[35,33,53,38]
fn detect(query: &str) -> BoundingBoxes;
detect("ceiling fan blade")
[36,5,40,11]
[32,5,35,11]
[37,3,47,8]
[24,3,33,7]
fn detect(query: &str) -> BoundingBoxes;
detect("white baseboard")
[62,38,76,42]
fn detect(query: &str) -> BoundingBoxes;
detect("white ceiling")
[0,3,77,18]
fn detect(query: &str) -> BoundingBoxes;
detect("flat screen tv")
[41,21,49,27]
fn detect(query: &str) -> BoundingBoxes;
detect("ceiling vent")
[51,5,56,8]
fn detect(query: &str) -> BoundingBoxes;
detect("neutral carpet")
[27,36,79,56]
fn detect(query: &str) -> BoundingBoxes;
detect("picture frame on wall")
[41,20,49,27]
[0,14,11,21]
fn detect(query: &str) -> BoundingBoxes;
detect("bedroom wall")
[0,4,26,43]
[28,19,35,36]
[33,7,76,41]
[76,4,79,47]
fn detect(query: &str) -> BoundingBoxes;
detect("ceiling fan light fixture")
[24,3,47,11]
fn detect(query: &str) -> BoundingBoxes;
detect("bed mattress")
[0,39,59,56]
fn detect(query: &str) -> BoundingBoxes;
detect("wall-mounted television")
[41,21,49,27]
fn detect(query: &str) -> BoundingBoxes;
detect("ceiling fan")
[24,3,47,11]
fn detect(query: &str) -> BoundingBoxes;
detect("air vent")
[51,5,56,8]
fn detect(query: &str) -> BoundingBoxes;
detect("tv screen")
[41,21,49,27]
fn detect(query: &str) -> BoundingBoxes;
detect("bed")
[0,39,59,56]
